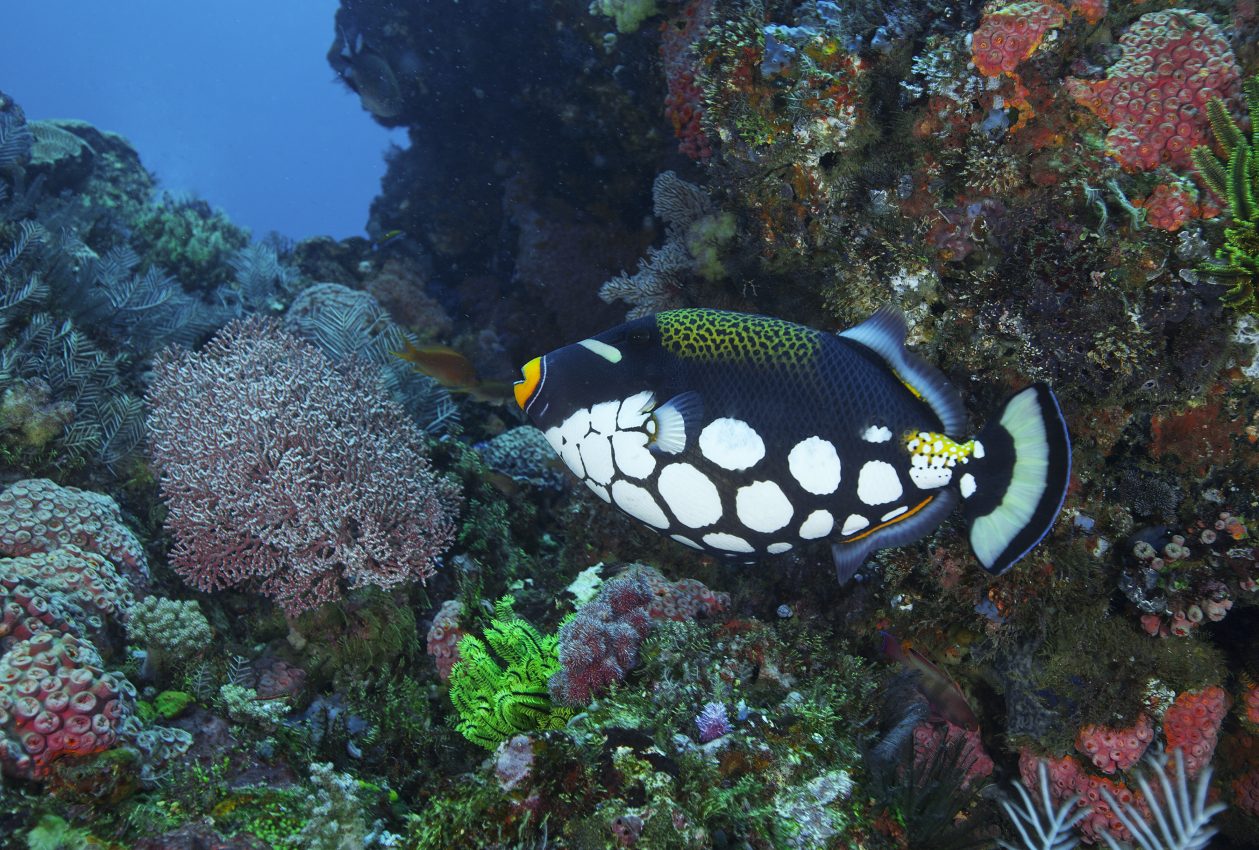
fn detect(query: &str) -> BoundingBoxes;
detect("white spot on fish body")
[960,473,977,498]
[787,436,841,495]
[862,425,893,443]
[842,514,869,535]
[736,480,794,533]
[617,390,654,429]
[589,400,619,435]
[767,542,792,554]
[578,338,622,363]
[699,418,765,471]
[703,532,755,553]
[560,408,591,445]
[857,461,903,505]
[611,430,655,479]
[611,480,669,528]
[881,506,908,522]
[671,534,702,549]
[586,482,610,502]
[580,434,615,485]
[558,440,584,478]
[909,465,953,489]
[799,510,833,540]
[657,463,723,528]
[544,426,563,456]
[973,441,985,459]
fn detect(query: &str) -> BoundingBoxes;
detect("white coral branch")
[1099,749,1225,850]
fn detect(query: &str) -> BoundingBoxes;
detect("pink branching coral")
[146,319,460,616]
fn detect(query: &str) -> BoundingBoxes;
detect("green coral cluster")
[127,596,212,659]
[588,0,659,34]
[448,595,572,749]
[1192,74,1259,314]
[0,380,72,452]
[131,194,249,290]
[295,762,372,850]
[218,683,289,729]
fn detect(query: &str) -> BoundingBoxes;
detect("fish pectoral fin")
[648,391,704,455]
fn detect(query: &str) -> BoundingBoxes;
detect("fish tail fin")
[959,384,1070,575]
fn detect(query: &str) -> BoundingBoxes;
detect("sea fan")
[1098,749,1224,850]
[284,282,458,432]
[228,243,293,311]
[0,111,34,171]
[0,313,145,469]
[998,760,1085,850]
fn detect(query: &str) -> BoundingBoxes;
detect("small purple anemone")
[695,701,732,743]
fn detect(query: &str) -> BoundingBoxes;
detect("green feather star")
[1191,74,1259,314]
[447,595,572,750]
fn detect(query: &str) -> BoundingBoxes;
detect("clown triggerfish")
[513,308,1070,581]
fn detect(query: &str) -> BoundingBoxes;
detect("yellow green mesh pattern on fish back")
[656,309,819,366]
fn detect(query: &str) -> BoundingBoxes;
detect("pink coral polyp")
[1066,10,1240,171]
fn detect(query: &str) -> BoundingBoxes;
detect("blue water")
[3,0,404,239]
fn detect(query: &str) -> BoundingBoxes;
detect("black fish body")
[513,308,1070,579]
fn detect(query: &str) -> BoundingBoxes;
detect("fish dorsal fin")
[838,308,966,435]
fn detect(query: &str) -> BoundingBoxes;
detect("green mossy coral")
[131,193,249,290]
[23,814,92,850]
[294,588,418,689]
[153,690,194,720]
[1192,74,1259,314]
[589,0,659,34]
[686,211,738,281]
[448,595,572,749]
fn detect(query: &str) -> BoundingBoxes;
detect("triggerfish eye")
[514,356,543,410]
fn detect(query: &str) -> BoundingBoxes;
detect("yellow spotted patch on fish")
[658,309,818,367]
[903,431,982,491]
[906,431,979,466]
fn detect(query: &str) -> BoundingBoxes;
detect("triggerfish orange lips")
[514,356,543,410]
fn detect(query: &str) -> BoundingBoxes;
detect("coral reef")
[549,573,653,707]
[425,598,465,682]
[3,0,1259,845]
[1066,9,1240,172]
[0,478,149,582]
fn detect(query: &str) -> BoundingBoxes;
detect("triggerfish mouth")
[513,308,1070,581]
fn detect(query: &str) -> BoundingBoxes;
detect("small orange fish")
[393,340,515,405]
